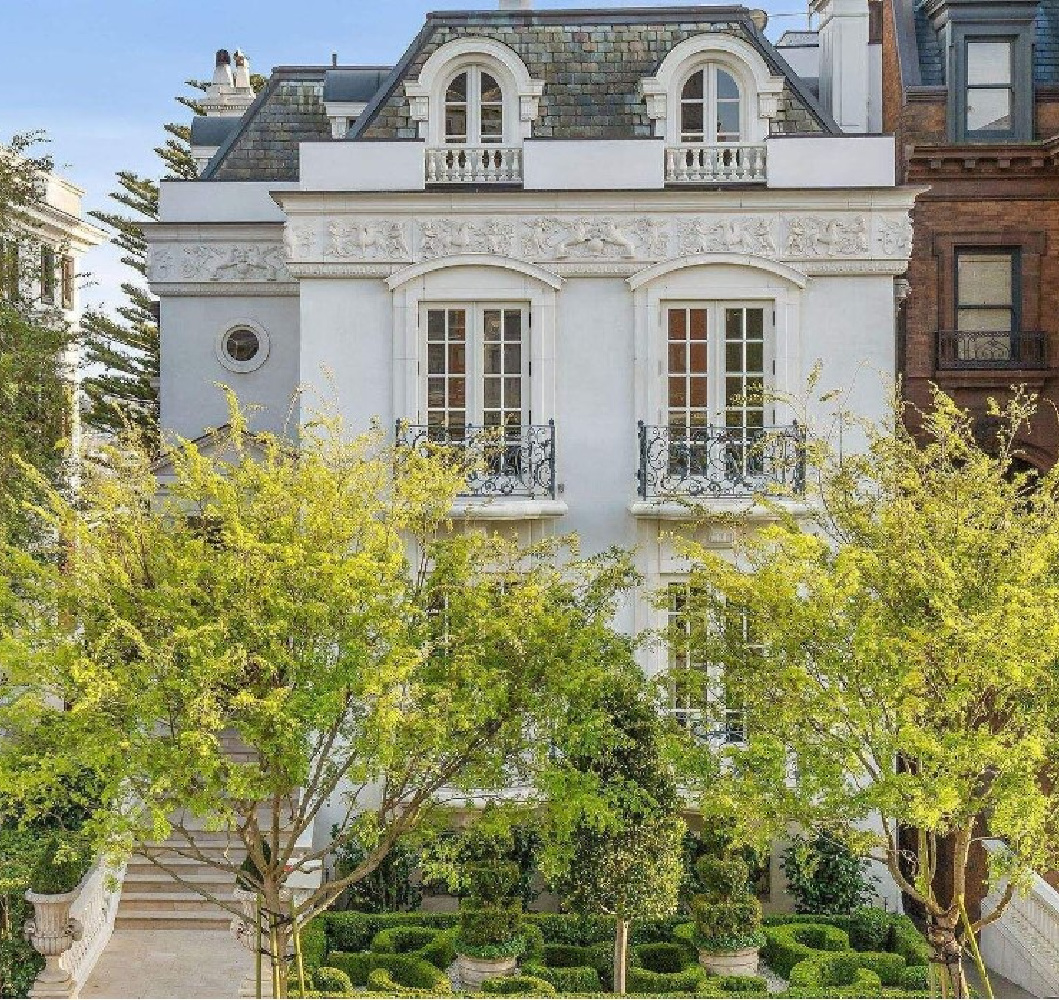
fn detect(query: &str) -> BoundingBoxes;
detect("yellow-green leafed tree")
[677,387,1059,998]
[0,399,637,997]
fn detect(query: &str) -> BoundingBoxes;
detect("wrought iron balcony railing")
[397,421,556,500]
[661,707,747,745]
[637,422,806,500]
[937,330,1048,370]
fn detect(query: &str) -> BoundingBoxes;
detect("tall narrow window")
[724,306,766,439]
[40,246,56,305]
[426,308,468,437]
[666,582,746,744]
[0,240,18,302]
[61,256,75,310]
[424,304,529,435]
[954,249,1019,363]
[965,40,1013,136]
[680,66,742,143]
[444,68,505,144]
[667,306,709,439]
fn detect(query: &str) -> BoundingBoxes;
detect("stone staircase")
[116,732,302,930]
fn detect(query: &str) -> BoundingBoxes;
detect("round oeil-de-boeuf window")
[216,322,269,373]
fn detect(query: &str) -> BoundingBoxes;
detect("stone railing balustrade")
[24,857,124,999]
[980,849,1059,998]
[665,144,767,184]
[426,146,523,184]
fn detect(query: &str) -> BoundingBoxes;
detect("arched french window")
[444,68,505,144]
[680,65,743,144]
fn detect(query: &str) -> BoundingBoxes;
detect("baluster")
[699,147,712,182]
[426,150,436,183]
[513,148,523,183]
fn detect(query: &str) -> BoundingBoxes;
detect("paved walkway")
[82,929,254,999]
[968,964,1037,999]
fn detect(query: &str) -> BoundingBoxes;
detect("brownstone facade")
[884,0,1059,467]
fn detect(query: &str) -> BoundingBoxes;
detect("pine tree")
[80,71,264,450]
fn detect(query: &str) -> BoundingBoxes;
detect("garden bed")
[289,908,931,998]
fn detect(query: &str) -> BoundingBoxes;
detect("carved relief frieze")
[326,220,410,260]
[679,217,777,256]
[150,243,291,283]
[223,210,917,280]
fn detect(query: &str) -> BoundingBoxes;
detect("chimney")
[809,0,871,132]
[212,49,234,87]
[201,47,257,117]
[499,0,533,9]
[232,49,252,90]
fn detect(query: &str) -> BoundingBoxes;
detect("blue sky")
[0,0,812,311]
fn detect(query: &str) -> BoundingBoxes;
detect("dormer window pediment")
[404,37,544,146]
[639,33,786,144]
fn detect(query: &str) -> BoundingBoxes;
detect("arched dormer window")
[405,37,544,148]
[640,34,785,146]
[444,68,505,145]
[679,65,743,144]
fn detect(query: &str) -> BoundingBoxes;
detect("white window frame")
[678,64,746,144]
[405,36,544,146]
[443,67,506,145]
[661,299,774,430]
[420,301,531,431]
[639,33,785,144]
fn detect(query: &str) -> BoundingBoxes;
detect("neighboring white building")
[146,1,913,906]
[2,158,107,459]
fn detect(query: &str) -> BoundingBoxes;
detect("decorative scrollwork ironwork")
[936,330,1047,370]
[396,421,556,499]
[637,422,806,500]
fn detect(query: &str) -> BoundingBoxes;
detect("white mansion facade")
[148,1,913,870]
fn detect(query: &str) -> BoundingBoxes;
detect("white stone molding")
[628,253,809,291]
[325,219,411,260]
[386,253,564,291]
[389,255,560,441]
[215,318,271,374]
[404,36,545,144]
[149,242,291,284]
[639,33,786,143]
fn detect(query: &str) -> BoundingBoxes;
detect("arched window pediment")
[405,37,545,145]
[640,34,786,144]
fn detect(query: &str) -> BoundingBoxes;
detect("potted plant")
[692,855,764,976]
[455,853,525,988]
[23,836,91,997]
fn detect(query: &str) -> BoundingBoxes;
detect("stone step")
[114,909,233,931]
[123,874,236,895]
[119,891,236,912]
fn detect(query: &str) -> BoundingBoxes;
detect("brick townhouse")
[884,0,1059,468]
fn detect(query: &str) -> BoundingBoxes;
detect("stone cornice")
[907,138,1059,179]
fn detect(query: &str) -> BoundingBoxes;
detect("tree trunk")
[926,911,968,999]
[263,879,290,999]
[613,917,630,996]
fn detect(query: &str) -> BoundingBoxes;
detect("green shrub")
[465,861,521,904]
[849,907,892,952]
[366,967,399,993]
[763,913,853,933]
[781,832,875,916]
[789,953,882,992]
[480,973,557,996]
[323,912,458,953]
[632,941,695,973]
[300,918,327,971]
[520,922,544,963]
[417,928,457,970]
[899,963,929,990]
[30,835,91,895]
[524,913,613,946]
[311,966,353,995]
[853,950,907,987]
[370,926,439,955]
[541,943,596,969]
[693,854,764,953]
[890,915,931,967]
[626,965,706,995]
[522,962,601,993]
[715,973,768,993]
[762,923,850,978]
[326,951,451,993]
[457,900,523,949]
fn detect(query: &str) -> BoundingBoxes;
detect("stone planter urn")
[698,945,761,977]
[23,888,85,999]
[456,954,518,988]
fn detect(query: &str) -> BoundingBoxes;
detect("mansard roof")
[202,5,835,182]
[897,0,1059,87]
